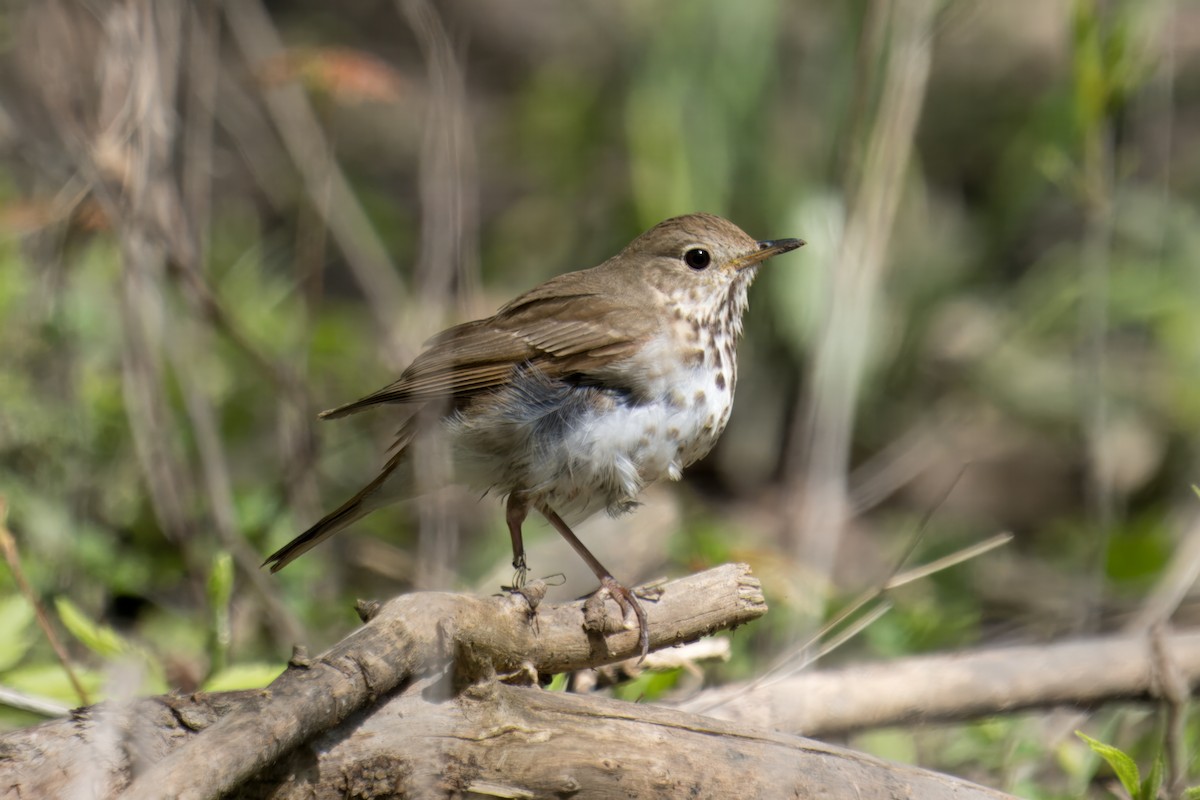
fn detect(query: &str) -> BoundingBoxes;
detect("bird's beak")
[734,238,806,271]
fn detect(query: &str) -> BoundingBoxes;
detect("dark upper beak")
[734,237,806,270]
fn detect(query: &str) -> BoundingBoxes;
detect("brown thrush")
[263,213,804,656]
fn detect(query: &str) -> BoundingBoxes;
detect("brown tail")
[261,448,410,573]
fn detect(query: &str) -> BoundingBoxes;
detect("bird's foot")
[599,575,650,661]
[510,556,529,590]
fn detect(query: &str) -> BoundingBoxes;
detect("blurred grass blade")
[207,551,234,677]
[886,533,1014,590]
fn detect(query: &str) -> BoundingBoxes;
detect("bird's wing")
[319,285,657,419]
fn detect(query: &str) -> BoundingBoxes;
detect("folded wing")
[319,278,657,420]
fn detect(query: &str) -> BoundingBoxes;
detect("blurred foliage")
[0,0,1198,795]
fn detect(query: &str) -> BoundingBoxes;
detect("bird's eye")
[684,248,711,270]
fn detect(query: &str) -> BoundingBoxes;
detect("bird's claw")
[511,557,529,589]
[600,576,650,661]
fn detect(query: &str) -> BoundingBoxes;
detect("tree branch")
[106,564,763,799]
[680,627,1200,736]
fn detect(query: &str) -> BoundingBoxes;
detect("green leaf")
[1139,753,1163,800]
[55,597,127,658]
[612,667,682,703]
[202,662,285,692]
[1182,786,1200,800]
[545,672,568,692]
[4,662,103,704]
[0,594,35,672]
[1076,731,1140,799]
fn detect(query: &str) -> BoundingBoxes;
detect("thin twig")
[764,465,977,679]
[0,684,70,718]
[885,532,1013,590]
[693,530,1010,714]
[222,0,409,360]
[0,498,90,706]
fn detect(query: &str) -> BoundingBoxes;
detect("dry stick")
[678,627,1200,738]
[1077,20,1118,638]
[125,3,307,644]
[0,685,69,718]
[121,563,767,800]
[0,499,90,706]
[847,420,945,513]
[222,0,409,359]
[171,13,323,613]
[704,530,1012,714]
[885,532,1014,590]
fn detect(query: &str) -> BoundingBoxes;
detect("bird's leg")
[538,505,650,659]
[506,493,530,588]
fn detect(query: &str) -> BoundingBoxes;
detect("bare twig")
[847,419,945,513]
[0,684,70,718]
[693,531,1009,714]
[885,532,1013,589]
[0,498,90,706]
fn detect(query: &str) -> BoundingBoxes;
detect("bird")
[263,212,804,656]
